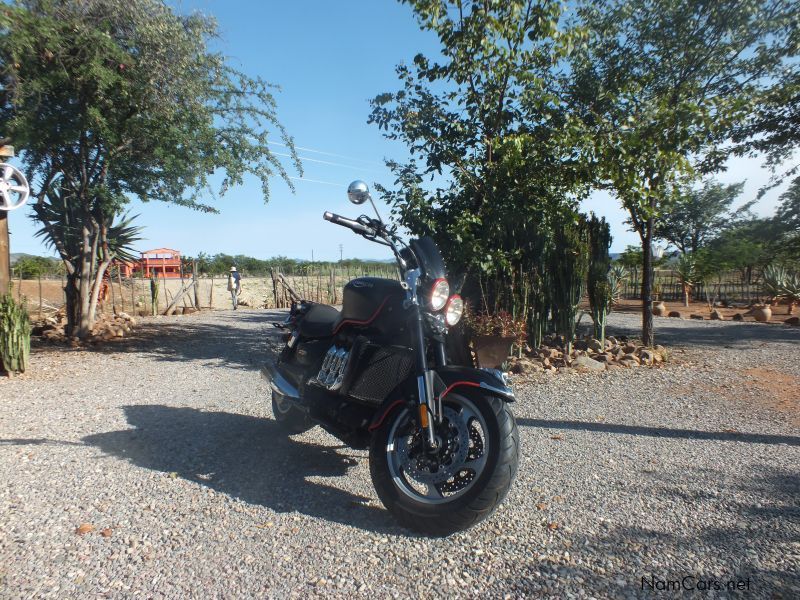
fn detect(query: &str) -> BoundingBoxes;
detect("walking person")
[228,266,241,310]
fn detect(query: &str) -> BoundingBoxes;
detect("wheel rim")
[385,394,490,505]
[273,393,293,415]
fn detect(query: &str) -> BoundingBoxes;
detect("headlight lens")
[444,295,464,326]
[429,278,450,311]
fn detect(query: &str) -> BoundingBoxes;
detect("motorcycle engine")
[316,344,352,391]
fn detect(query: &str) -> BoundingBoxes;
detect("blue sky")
[5,0,793,261]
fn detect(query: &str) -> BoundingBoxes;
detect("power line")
[268,140,385,168]
[273,151,382,173]
[288,176,346,187]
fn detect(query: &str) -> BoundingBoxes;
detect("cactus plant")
[549,214,590,353]
[0,294,31,374]
[587,215,613,346]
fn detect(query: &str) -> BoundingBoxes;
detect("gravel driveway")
[1,310,798,598]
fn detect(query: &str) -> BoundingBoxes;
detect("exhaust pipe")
[260,360,300,399]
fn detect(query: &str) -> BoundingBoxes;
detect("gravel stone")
[1,309,798,598]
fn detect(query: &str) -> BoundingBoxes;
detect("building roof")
[141,248,181,257]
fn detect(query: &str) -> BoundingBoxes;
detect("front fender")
[368,365,514,432]
[433,365,515,403]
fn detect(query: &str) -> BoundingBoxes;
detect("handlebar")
[323,211,376,237]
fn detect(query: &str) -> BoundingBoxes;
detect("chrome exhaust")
[260,360,300,399]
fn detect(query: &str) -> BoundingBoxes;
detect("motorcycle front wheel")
[369,392,518,537]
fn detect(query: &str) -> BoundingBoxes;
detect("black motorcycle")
[263,180,519,536]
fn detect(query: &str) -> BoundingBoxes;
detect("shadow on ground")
[604,317,800,347]
[83,404,401,534]
[34,309,286,371]
[517,418,800,446]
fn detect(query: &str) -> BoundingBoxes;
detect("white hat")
[230,266,237,272]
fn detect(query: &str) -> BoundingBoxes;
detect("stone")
[619,358,639,368]
[668,311,682,318]
[652,301,667,316]
[572,355,606,371]
[622,353,640,364]
[594,353,613,363]
[690,314,705,320]
[710,309,724,320]
[785,316,800,326]
[732,313,744,321]
[587,338,603,352]
[639,349,654,365]
[622,343,637,354]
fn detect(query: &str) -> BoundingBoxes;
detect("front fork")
[411,306,444,450]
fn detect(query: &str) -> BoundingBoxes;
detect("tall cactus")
[550,213,590,353]
[0,294,31,374]
[587,215,613,346]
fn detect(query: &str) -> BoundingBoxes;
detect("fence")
[10,263,400,318]
[619,269,767,304]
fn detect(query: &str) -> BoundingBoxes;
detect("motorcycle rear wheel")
[369,392,518,537]
[271,391,314,434]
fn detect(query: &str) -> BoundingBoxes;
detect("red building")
[117,248,183,278]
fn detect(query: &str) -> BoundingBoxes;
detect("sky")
[4,0,794,261]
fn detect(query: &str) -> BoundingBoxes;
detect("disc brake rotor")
[396,405,474,485]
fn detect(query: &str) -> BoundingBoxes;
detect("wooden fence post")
[117,267,125,313]
[270,269,278,309]
[193,260,200,309]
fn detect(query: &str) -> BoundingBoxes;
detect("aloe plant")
[0,294,31,374]
[607,264,627,308]
[762,264,800,314]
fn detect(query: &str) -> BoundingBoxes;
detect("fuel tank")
[339,277,406,336]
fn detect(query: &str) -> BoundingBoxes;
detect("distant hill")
[9,252,41,265]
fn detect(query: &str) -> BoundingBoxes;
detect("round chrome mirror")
[0,163,30,211]
[347,180,370,205]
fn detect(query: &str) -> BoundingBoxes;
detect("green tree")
[567,0,797,345]
[370,0,590,331]
[775,178,800,260]
[0,0,300,338]
[655,180,748,255]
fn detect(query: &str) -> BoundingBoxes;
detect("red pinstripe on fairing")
[332,296,391,335]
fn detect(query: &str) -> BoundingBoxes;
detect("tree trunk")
[641,216,654,347]
[75,225,93,339]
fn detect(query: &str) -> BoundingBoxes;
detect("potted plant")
[466,309,527,369]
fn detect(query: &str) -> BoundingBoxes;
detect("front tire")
[369,393,518,537]
[271,391,313,434]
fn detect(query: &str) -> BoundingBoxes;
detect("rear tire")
[369,393,518,537]
[271,391,313,434]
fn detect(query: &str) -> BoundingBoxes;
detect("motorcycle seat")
[298,303,341,338]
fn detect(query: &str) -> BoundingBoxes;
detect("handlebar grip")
[323,211,375,236]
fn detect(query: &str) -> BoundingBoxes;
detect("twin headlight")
[428,278,463,326]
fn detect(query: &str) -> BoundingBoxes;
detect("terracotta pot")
[652,301,667,317]
[473,335,515,369]
[752,305,771,323]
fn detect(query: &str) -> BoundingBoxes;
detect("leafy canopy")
[0,0,300,214]
[655,180,749,255]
